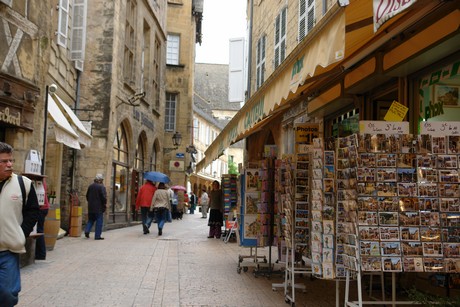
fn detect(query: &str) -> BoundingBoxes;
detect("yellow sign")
[384,100,408,122]
[295,123,319,144]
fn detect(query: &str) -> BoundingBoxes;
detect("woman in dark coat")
[207,180,224,238]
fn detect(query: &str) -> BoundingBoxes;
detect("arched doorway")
[111,125,130,223]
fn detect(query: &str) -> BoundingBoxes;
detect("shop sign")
[295,123,319,144]
[360,120,409,134]
[290,56,304,89]
[420,122,460,136]
[169,160,184,172]
[244,97,264,130]
[373,0,417,32]
[419,60,460,89]
[0,106,21,126]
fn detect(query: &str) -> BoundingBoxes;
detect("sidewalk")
[19,212,364,307]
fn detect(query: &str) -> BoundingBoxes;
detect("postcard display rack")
[237,161,273,274]
[340,121,460,306]
[222,174,238,240]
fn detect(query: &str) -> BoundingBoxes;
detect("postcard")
[380,227,400,241]
[312,263,322,276]
[323,248,334,263]
[313,158,323,169]
[397,168,417,182]
[313,180,323,190]
[376,182,397,196]
[439,169,459,183]
[402,241,423,256]
[359,226,380,241]
[440,198,460,212]
[423,242,444,257]
[444,258,459,273]
[377,168,397,182]
[361,257,382,272]
[418,168,438,183]
[324,165,335,178]
[381,241,401,256]
[360,241,380,256]
[443,243,460,258]
[417,154,437,168]
[400,227,420,241]
[424,257,445,272]
[437,154,458,169]
[432,136,447,154]
[379,212,399,226]
[417,134,431,153]
[324,151,335,165]
[399,197,419,211]
[441,227,460,242]
[377,153,397,167]
[420,198,439,211]
[420,211,440,227]
[441,213,460,227]
[397,153,417,168]
[313,137,324,148]
[447,135,460,154]
[323,220,335,235]
[358,153,376,167]
[324,179,335,193]
[382,257,402,272]
[312,252,322,263]
[358,197,378,211]
[397,182,418,197]
[322,263,334,279]
[378,197,399,212]
[420,227,442,242]
[357,167,376,181]
[418,183,439,198]
[403,257,424,272]
[399,211,420,227]
[312,221,322,232]
[357,182,377,196]
[438,183,460,198]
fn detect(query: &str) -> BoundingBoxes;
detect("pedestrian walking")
[35,179,50,260]
[171,189,179,219]
[189,190,197,214]
[207,180,224,239]
[200,187,209,219]
[150,182,170,236]
[84,174,107,240]
[135,180,157,234]
[0,142,39,306]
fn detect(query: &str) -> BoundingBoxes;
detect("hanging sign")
[384,100,408,122]
[359,121,409,134]
[295,123,319,144]
[420,121,460,136]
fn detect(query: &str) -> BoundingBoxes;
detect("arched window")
[111,125,129,223]
[135,135,145,171]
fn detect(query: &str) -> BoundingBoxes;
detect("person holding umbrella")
[135,179,157,234]
[150,182,170,236]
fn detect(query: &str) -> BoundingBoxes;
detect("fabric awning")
[53,95,92,148]
[47,94,81,150]
[196,7,345,171]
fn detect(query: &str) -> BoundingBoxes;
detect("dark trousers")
[35,209,48,259]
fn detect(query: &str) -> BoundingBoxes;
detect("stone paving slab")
[18,212,373,307]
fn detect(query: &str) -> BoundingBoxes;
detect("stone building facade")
[77,0,169,226]
[164,0,202,189]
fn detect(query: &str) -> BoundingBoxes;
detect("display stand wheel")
[237,267,242,274]
[243,266,248,272]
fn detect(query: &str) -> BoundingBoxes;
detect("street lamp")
[41,84,57,175]
[163,131,182,153]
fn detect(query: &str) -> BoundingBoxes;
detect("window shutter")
[71,0,87,62]
[0,0,12,7]
[57,0,69,48]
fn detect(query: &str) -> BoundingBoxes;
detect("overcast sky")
[195,0,247,64]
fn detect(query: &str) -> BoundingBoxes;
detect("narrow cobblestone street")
[19,212,364,307]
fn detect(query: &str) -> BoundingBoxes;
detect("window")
[193,117,199,140]
[166,34,180,65]
[135,136,145,171]
[70,0,87,71]
[298,0,315,41]
[274,7,287,68]
[141,22,150,96]
[153,37,161,110]
[165,92,177,131]
[256,35,266,90]
[124,0,136,84]
[57,0,69,47]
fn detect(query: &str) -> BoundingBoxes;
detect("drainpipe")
[71,70,82,191]
[246,0,253,100]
